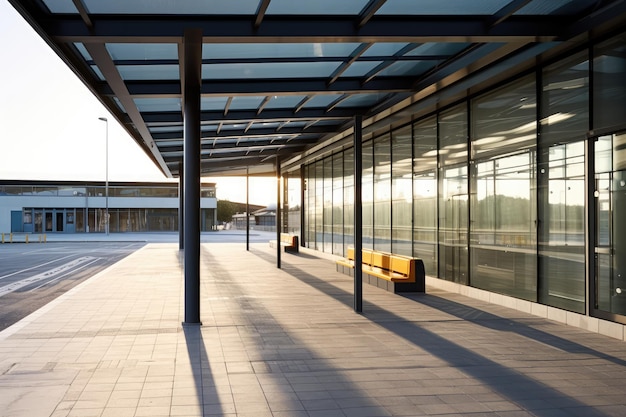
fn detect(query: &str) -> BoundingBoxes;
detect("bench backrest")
[280,233,297,246]
[344,247,416,279]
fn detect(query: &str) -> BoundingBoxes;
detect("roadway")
[0,230,277,331]
[0,241,145,331]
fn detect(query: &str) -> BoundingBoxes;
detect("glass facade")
[302,31,626,324]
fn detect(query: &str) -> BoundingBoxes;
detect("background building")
[0,180,217,233]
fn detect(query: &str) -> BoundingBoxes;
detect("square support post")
[183,28,202,325]
[354,116,363,313]
[246,167,250,251]
[276,156,282,269]
[178,159,184,250]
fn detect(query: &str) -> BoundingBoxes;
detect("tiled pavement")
[1,241,626,417]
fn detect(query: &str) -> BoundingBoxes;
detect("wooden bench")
[336,247,425,293]
[269,233,299,253]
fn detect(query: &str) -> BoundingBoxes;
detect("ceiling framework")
[9,0,626,177]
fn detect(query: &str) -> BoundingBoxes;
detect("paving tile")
[1,242,626,417]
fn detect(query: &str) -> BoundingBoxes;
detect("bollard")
[25,234,29,244]
[43,234,47,243]
[1,233,4,244]
[9,233,13,244]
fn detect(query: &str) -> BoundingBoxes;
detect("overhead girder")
[51,15,567,42]
[105,77,419,97]
[150,125,337,140]
[140,108,359,124]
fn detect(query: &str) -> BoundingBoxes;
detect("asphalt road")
[0,242,145,331]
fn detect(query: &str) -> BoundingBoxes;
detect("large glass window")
[594,132,626,317]
[593,33,626,131]
[332,153,344,255]
[306,165,315,248]
[392,125,413,256]
[362,141,374,249]
[470,77,537,301]
[413,118,438,273]
[315,161,324,251]
[439,105,469,283]
[323,157,333,253]
[343,148,355,256]
[374,134,392,253]
[538,54,589,313]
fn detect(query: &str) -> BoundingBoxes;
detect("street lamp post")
[98,117,109,235]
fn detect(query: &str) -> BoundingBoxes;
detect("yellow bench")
[269,233,299,253]
[336,247,425,293]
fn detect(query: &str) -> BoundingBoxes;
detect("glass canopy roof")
[9,0,623,176]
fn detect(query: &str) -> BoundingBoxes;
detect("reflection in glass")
[593,33,626,131]
[392,126,413,256]
[315,161,324,251]
[362,141,374,249]
[323,158,333,253]
[595,133,626,316]
[344,149,355,256]
[374,134,392,253]
[538,143,585,312]
[439,106,469,283]
[472,76,536,159]
[332,154,344,255]
[412,118,437,272]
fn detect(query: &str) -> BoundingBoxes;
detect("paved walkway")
[1,241,626,417]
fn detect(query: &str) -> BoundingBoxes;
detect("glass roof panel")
[202,62,341,79]
[82,0,260,14]
[362,43,411,57]
[341,61,384,77]
[203,43,360,59]
[516,0,598,15]
[404,42,469,57]
[74,43,92,61]
[250,122,282,129]
[336,94,387,108]
[282,121,308,128]
[201,97,229,111]
[229,96,266,110]
[106,44,178,61]
[376,60,439,77]
[117,65,179,80]
[41,0,78,13]
[266,0,370,15]
[264,96,308,109]
[134,98,181,112]
[377,0,508,15]
[90,65,105,81]
[302,94,345,108]
[201,124,219,132]
[150,126,183,133]
[220,123,251,131]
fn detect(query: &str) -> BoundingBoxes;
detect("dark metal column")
[354,116,363,313]
[183,28,202,325]
[178,160,184,250]
[246,167,250,251]
[276,157,282,269]
[300,164,306,247]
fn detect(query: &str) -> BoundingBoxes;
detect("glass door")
[594,132,626,319]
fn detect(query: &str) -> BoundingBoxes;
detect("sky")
[0,1,276,205]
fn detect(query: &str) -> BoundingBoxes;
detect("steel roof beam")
[141,108,359,124]
[117,77,417,97]
[151,124,338,140]
[51,16,566,42]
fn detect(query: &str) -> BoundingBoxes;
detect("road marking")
[0,257,99,297]
[0,254,76,282]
